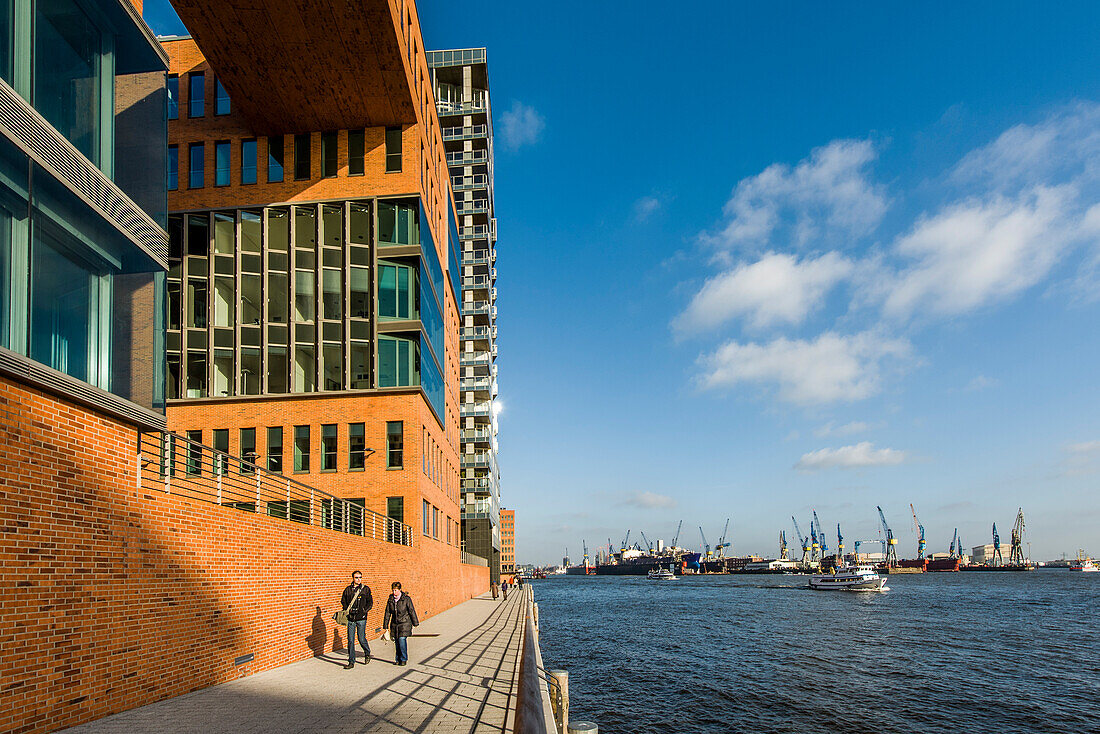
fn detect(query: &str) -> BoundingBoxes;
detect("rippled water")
[532,572,1100,734]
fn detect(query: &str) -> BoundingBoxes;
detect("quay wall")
[0,375,488,734]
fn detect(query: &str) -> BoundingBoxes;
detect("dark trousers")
[395,635,409,664]
[346,620,370,663]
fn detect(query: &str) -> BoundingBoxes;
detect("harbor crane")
[1009,508,1026,565]
[582,540,590,567]
[714,519,731,557]
[699,527,711,559]
[671,520,683,549]
[911,504,926,559]
[837,523,845,559]
[991,523,1002,566]
[620,530,631,554]
[639,531,653,554]
[809,515,821,561]
[949,529,958,558]
[792,516,811,564]
[813,510,828,559]
[779,531,788,560]
[853,539,881,557]
[876,506,899,567]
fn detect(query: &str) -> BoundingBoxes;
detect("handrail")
[138,431,413,546]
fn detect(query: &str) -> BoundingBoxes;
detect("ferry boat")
[808,563,887,592]
[647,567,677,580]
[1069,552,1097,572]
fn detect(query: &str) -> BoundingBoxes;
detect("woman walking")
[382,581,419,666]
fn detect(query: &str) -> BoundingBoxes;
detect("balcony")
[462,477,492,491]
[463,275,493,290]
[460,351,493,366]
[451,174,490,192]
[447,151,489,166]
[461,451,495,468]
[442,124,489,141]
[456,200,490,216]
[460,402,492,418]
[460,325,496,341]
[461,427,495,442]
[437,100,490,116]
[462,250,494,265]
[460,377,497,396]
[460,224,491,241]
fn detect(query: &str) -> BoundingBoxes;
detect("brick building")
[501,508,516,574]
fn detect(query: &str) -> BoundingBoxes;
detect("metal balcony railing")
[437,100,489,115]
[460,351,493,365]
[463,276,492,289]
[462,300,494,315]
[451,174,490,192]
[461,551,489,567]
[447,151,489,166]
[460,376,495,391]
[460,402,492,417]
[460,326,495,340]
[138,432,413,546]
[442,124,488,141]
[456,200,490,216]
[462,477,492,490]
[461,427,494,441]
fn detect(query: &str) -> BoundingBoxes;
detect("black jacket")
[382,593,419,637]
[341,583,373,622]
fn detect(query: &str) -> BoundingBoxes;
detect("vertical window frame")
[188,71,205,118]
[386,421,403,469]
[241,138,257,185]
[188,142,204,189]
[214,140,230,186]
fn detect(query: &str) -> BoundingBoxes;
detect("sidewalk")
[62,590,528,734]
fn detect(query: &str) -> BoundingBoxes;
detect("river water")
[532,571,1100,734]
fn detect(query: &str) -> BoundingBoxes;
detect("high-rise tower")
[427,49,500,581]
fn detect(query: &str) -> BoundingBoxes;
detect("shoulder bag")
[333,587,363,626]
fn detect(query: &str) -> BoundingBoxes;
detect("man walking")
[501,578,509,600]
[341,571,373,669]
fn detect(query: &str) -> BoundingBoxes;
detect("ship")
[926,557,961,572]
[596,548,701,576]
[565,564,596,575]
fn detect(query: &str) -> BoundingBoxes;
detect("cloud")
[1061,440,1100,477]
[706,139,887,255]
[794,442,907,471]
[499,101,544,151]
[814,421,872,438]
[676,251,853,333]
[632,196,661,222]
[698,331,911,405]
[964,375,1000,392]
[1067,440,1100,455]
[619,491,676,510]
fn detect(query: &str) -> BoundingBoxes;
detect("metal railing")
[447,151,489,166]
[138,431,413,546]
[462,251,494,265]
[437,100,489,115]
[460,403,493,417]
[461,551,489,567]
[461,427,494,441]
[460,351,493,365]
[460,376,495,391]
[456,199,490,215]
[460,326,496,340]
[442,124,488,141]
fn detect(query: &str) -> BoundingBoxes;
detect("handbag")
[333,587,363,626]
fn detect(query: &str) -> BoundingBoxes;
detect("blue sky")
[146,1,1100,564]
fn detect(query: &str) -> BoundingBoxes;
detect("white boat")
[1069,552,1098,572]
[647,567,677,580]
[808,563,887,591]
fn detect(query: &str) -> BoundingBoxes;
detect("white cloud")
[814,421,872,438]
[676,251,852,333]
[708,139,887,254]
[499,101,544,151]
[619,491,676,510]
[881,186,1073,319]
[632,196,661,222]
[1067,440,1100,455]
[964,375,1000,392]
[698,331,911,405]
[794,442,907,471]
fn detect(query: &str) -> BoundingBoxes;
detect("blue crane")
[792,516,811,565]
[813,510,828,559]
[992,523,1002,566]
[911,503,926,559]
[639,531,653,554]
[699,527,711,559]
[779,531,788,560]
[877,506,899,567]
[620,530,631,554]
[837,523,845,560]
[714,518,731,558]
[809,514,821,561]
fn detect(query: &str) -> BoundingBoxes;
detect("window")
[377,201,418,245]
[321,424,337,471]
[215,77,230,115]
[387,421,403,469]
[215,141,230,186]
[268,136,284,182]
[422,499,429,535]
[241,139,257,184]
[294,425,310,472]
[348,130,365,175]
[168,145,178,190]
[294,133,310,180]
[321,131,338,178]
[378,336,417,387]
[240,428,256,474]
[349,423,366,470]
[378,262,416,319]
[213,428,229,475]
[167,75,179,120]
[385,126,402,172]
[189,72,204,117]
[186,430,202,474]
[189,142,204,188]
[387,497,404,543]
[267,426,283,473]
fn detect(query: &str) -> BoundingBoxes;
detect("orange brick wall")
[0,375,487,734]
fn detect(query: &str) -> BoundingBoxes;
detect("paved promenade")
[63,590,528,734]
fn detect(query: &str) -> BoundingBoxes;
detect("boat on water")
[647,567,677,580]
[808,563,887,592]
[1069,551,1097,572]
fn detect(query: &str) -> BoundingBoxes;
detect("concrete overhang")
[170,0,417,135]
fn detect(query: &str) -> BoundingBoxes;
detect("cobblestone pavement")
[62,590,527,734]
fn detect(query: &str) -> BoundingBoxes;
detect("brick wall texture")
[0,375,488,734]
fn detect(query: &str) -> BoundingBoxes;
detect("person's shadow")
[306,606,326,657]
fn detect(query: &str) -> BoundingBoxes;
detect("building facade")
[501,508,515,574]
[427,48,501,581]
[161,1,466,575]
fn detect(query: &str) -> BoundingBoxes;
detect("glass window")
[294,270,314,323]
[185,352,206,397]
[240,427,256,473]
[189,72,205,117]
[350,342,370,389]
[422,499,429,535]
[349,423,365,470]
[214,77,230,115]
[385,126,402,172]
[348,130,365,175]
[321,424,337,470]
[34,0,103,165]
[378,262,416,320]
[189,142,204,188]
[213,428,229,474]
[215,141,230,186]
[267,345,288,394]
[387,421,403,469]
[321,131,337,177]
[349,267,369,319]
[241,139,257,184]
[240,347,260,395]
[213,349,233,396]
[377,336,417,388]
[322,269,341,320]
[186,430,203,474]
[168,145,178,190]
[268,137,284,182]
[294,344,315,392]
[349,203,370,245]
[377,201,418,245]
[267,426,283,473]
[187,213,208,256]
[294,133,310,180]
[294,425,310,472]
[167,75,179,120]
[322,343,342,390]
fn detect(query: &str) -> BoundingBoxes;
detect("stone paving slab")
[61,590,528,734]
